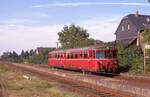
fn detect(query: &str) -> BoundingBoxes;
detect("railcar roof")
[49,45,116,53]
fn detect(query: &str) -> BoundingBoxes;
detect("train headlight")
[114,61,117,64]
[97,61,102,65]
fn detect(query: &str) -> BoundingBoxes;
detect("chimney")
[135,11,139,17]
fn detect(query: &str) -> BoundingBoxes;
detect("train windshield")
[96,50,117,59]
[96,51,104,58]
[112,51,117,58]
[105,51,112,59]
[105,50,117,59]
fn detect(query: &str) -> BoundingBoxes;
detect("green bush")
[29,50,49,64]
[117,44,145,73]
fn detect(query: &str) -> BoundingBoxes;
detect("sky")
[0,0,150,55]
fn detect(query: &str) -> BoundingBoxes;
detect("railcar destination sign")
[145,45,150,49]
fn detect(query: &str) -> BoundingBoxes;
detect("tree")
[58,24,95,49]
[1,51,22,62]
[20,50,25,58]
[12,51,18,58]
[24,51,30,59]
[141,26,150,44]
[116,43,144,73]
[95,40,104,45]
[29,49,35,56]
[29,50,49,64]
[104,41,116,47]
[1,52,10,60]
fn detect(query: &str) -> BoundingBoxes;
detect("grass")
[128,63,150,74]
[0,63,84,97]
[31,79,52,89]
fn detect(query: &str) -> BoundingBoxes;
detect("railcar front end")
[95,49,119,73]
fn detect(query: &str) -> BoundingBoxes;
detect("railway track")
[31,63,150,85]
[1,61,131,97]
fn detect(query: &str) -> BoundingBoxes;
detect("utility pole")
[144,45,150,74]
[56,42,59,50]
[144,48,146,74]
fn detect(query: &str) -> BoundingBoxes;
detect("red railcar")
[48,46,119,73]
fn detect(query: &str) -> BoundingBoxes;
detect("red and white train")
[48,45,119,73]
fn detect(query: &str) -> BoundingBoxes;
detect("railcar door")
[88,50,96,71]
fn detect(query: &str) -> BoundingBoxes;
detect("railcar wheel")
[82,69,85,75]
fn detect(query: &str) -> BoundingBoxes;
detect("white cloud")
[0,24,63,55]
[32,5,42,8]
[1,19,39,25]
[76,16,120,42]
[0,29,4,32]
[32,2,149,8]
[0,16,120,55]
[39,13,49,17]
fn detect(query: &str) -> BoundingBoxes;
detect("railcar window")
[96,51,104,58]
[79,52,82,58]
[71,53,73,59]
[84,51,88,59]
[61,54,62,58]
[93,51,95,58]
[63,53,65,59]
[67,53,69,59]
[75,53,78,59]
[58,54,59,58]
[59,54,60,58]
[56,54,58,58]
[113,51,117,58]
[89,51,92,58]
[105,51,112,59]
[55,54,56,58]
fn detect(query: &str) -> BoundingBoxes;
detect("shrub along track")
[1,61,131,97]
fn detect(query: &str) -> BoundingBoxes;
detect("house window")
[128,24,130,30]
[122,26,124,31]
[146,18,150,23]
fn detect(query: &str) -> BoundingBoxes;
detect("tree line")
[1,50,34,62]
[1,49,53,64]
